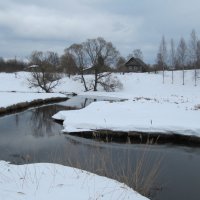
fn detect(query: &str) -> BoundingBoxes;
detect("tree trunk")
[194,66,197,86]
[162,66,165,84]
[93,72,98,91]
[81,73,88,91]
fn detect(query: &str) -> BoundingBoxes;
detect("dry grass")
[10,133,162,198]
[22,137,162,198]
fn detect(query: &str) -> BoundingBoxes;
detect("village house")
[125,57,148,72]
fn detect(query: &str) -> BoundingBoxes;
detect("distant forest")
[0,58,27,72]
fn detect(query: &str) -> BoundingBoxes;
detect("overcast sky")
[0,0,200,63]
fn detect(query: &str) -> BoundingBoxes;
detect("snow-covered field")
[0,72,67,108]
[0,92,66,108]
[56,70,200,137]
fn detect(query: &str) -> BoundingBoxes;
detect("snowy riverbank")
[55,70,200,137]
[0,161,148,200]
[53,98,200,136]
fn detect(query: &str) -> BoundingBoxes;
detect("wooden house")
[125,57,148,72]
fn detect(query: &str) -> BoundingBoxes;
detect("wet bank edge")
[1,95,200,147]
[0,96,69,116]
[54,119,200,147]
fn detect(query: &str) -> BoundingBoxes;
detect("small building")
[125,57,148,72]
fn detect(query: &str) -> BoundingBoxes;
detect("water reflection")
[29,105,65,137]
[57,95,123,108]
[15,114,19,127]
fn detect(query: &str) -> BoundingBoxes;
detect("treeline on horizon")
[0,29,200,73]
[156,29,200,71]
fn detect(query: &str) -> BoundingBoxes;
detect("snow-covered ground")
[55,70,200,137]
[0,72,83,94]
[0,92,66,108]
[53,100,200,135]
[0,161,148,200]
[0,72,67,108]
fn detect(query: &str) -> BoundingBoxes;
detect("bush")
[99,74,123,92]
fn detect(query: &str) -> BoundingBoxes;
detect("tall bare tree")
[197,40,200,67]
[64,37,122,92]
[65,44,89,91]
[116,56,126,72]
[169,39,176,84]
[60,52,78,77]
[84,37,119,91]
[177,38,187,85]
[27,51,61,93]
[133,49,143,61]
[157,36,168,83]
[189,29,198,85]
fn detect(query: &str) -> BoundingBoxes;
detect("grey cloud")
[1,0,200,63]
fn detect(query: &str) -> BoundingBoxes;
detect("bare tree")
[133,49,143,61]
[197,40,200,81]
[127,49,143,61]
[84,37,119,91]
[98,74,123,92]
[60,52,78,77]
[157,36,168,83]
[189,29,198,86]
[116,56,126,73]
[176,38,187,85]
[27,51,62,93]
[65,44,89,91]
[64,37,122,92]
[197,40,200,67]
[169,39,176,84]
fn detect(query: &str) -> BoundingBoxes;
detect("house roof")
[125,57,146,67]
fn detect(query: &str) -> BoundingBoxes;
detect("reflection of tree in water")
[28,98,115,138]
[81,98,97,108]
[15,114,19,127]
[30,105,68,137]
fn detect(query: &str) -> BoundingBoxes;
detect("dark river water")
[0,96,200,200]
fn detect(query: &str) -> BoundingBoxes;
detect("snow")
[0,72,83,93]
[53,70,200,137]
[53,100,200,135]
[0,161,148,200]
[0,72,72,108]
[0,92,66,108]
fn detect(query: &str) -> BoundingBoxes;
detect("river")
[0,96,200,200]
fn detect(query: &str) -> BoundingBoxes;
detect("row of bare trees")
[28,37,123,92]
[156,29,200,85]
